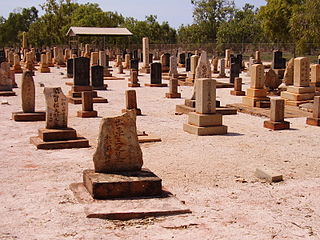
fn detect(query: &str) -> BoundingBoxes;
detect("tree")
[0,7,38,46]
[190,0,235,42]
[258,0,303,43]
[290,0,320,54]
[216,4,264,51]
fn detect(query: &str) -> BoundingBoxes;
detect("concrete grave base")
[242,96,270,108]
[69,182,191,220]
[165,92,181,98]
[77,110,98,118]
[122,108,142,116]
[264,120,290,130]
[285,99,313,106]
[12,111,46,122]
[144,83,168,87]
[83,169,162,199]
[0,91,16,96]
[128,83,140,87]
[183,123,228,136]
[176,104,237,115]
[230,90,245,96]
[103,76,125,80]
[306,117,320,126]
[30,127,89,149]
[67,96,108,105]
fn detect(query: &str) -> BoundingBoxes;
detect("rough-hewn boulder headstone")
[283,58,294,85]
[93,111,143,173]
[265,69,282,90]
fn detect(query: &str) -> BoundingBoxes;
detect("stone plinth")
[264,98,290,130]
[166,78,181,98]
[83,169,162,199]
[183,79,228,136]
[306,96,320,126]
[39,54,50,73]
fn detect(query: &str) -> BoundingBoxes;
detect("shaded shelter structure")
[66,27,133,50]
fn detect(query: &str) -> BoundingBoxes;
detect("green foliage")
[290,0,320,54]
[258,0,303,43]
[190,0,235,42]
[216,4,264,50]
[123,15,176,44]
[0,7,38,46]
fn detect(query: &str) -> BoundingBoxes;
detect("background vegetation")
[0,0,319,55]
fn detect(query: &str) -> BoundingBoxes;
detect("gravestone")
[39,53,50,73]
[218,58,226,78]
[306,96,320,126]
[67,59,74,78]
[264,98,290,130]
[13,54,23,73]
[265,69,282,90]
[122,90,142,115]
[91,65,105,90]
[0,62,15,96]
[77,91,98,118]
[179,53,186,66]
[243,64,270,108]
[283,58,294,85]
[186,56,191,72]
[230,77,245,96]
[145,62,167,87]
[130,59,139,72]
[128,70,140,87]
[73,57,90,86]
[281,57,315,106]
[183,79,228,135]
[141,37,150,73]
[169,55,179,77]
[83,111,162,199]
[166,78,181,98]
[229,63,240,84]
[12,71,46,121]
[195,51,211,79]
[30,87,89,149]
[310,64,320,88]
[272,50,286,69]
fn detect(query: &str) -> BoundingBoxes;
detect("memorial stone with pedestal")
[169,56,179,78]
[77,91,98,118]
[242,64,270,108]
[91,65,106,90]
[12,71,46,121]
[310,64,320,89]
[264,98,290,130]
[83,111,162,199]
[39,54,50,73]
[183,79,228,135]
[13,54,23,73]
[30,87,89,149]
[306,96,320,126]
[281,57,315,106]
[122,90,142,115]
[230,77,245,96]
[128,70,140,87]
[166,78,181,98]
[145,62,167,87]
[0,62,15,96]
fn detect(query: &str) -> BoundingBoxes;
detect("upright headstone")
[67,58,74,78]
[272,50,286,69]
[264,98,290,130]
[195,51,211,79]
[243,64,270,107]
[179,53,186,66]
[145,62,167,87]
[229,63,240,84]
[166,78,181,98]
[310,64,320,88]
[281,57,315,106]
[283,58,294,85]
[218,58,226,78]
[255,51,262,64]
[265,69,281,90]
[39,53,50,73]
[306,96,320,126]
[77,91,98,118]
[128,70,140,87]
[122,90,142,115]
[12,71,46,121]
[230,77,245,96]
[141,37,150,73]
[91,65,105,90]
[90,52,99,66]
[130,59,139,72]
[73,57,90,86]
[183,79,227,135]
[0,63,15,96]
[169,55,178,78]
[225,49,231,68]
[13,54,23,73]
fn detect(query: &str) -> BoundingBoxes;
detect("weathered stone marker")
[145,62,167,87]
[91,65,106,90]
[0,62,15,96]
[306,96,320,126]
[166,78,181,98]
[83,111,162,199]
[122,90,142,115]
[242,64,270,108]
[39,53,50,73]
[30,87,89,149]
[183,79,228,135]
[128,69,140,87]
[13,54,23,73]
[77,91,98,118]
[230,77,245,96]
[12,71,46,121]
[281,57,315,106]
[140,37,150,73]
[169,55,179,78]
[264,98,290,130]
[255,168,283,183]
[310,64,320,88]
